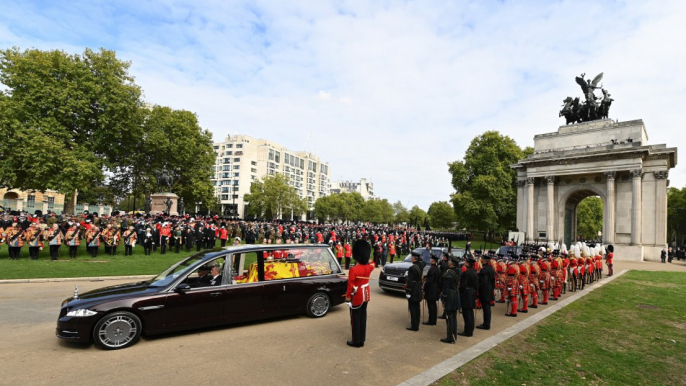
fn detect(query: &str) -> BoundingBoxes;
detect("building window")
[251,161,257,166]
[236,144,243,148]
[321,165,328,175]
[234,158,240,162]
[222,187,229,193]
[221,194,229,200]
[224,158,231,164]
[234,172,240,177]
[269,149,274,161]
[233,165,240,169]
[226,151,232,155]
[275,151,280,163]
[227,144,233,148]
[232,194,239,199]
[251,168,257,173]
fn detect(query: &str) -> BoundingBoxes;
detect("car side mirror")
[175,283,191,294]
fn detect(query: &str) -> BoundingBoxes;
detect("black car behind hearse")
[56,244,347,350]
[378,247,464,293]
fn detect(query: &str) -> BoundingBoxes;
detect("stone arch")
[3,192,19,200]
[558,185,606,247]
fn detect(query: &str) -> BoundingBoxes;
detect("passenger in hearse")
[209,265,223,286]
[191,266,212,287]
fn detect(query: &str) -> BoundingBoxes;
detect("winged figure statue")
[560,72,611,124]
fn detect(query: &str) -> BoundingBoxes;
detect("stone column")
[604,171,616,244]
[527,177,535,242]
[654,170,669,247]
[631,169,644,245]
[545,176,555,242]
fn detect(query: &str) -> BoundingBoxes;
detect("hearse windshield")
[147,250,225,287]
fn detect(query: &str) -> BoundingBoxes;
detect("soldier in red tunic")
[517,258,530,314]
[605,245,614,277]
[345,240,373,348]
[551,258,563,300]
[539,255,551,305]
[505,262,519,317]
[528,253,540,308]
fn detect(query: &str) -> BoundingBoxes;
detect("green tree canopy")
[408,205,427,227]
[360,198,394,224]
[576,196,603,240]
[245,174,307,220]
[427,201,456,229]
[0,47,216,208]
[392,201,409,224]
[449,131,526,234]
[668,186,686,245]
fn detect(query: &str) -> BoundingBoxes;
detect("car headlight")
[66,309,98,317]
[381,266,386,274]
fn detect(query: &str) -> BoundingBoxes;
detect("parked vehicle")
[378,247,464,293]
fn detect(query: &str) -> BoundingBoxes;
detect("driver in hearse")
[192,266,212,287]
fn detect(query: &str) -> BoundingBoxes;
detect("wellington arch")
[512,119,677,261]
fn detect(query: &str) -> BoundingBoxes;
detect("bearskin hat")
[352,239,371,265]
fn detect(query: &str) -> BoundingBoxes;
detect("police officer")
[423,254,440,325]
[459,255,478,337]
[440,254,460,343]
[405,251,423,331]
[477,252,495,330]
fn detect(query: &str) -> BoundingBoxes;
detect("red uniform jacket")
[346,263,374,307]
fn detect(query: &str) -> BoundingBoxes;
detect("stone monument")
[512,119,677,262]
[149,171,179,215]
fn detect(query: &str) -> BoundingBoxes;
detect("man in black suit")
[476,252,496,330]
[459,256,478,337]
[209,265,223,286]
[193,266,212,287]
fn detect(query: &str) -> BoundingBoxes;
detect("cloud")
[1,0,685,210]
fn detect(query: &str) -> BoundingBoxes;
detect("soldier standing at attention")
[65,224,80,258]
[123,226,137,256]
[477,252,495,330]
[459,256,478,336]
[605,245,614,277]
[45,223,63,260]
[440,255,460,343]
[423,254,440,325]
[405,251,423,331]
[345,240,373,348]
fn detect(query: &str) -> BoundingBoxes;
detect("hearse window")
[147,252,223,287]
[183,257,227,288]
[230,252,258,285]
[232,248,341,284]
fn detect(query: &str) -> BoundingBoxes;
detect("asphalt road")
[1,260,684,386]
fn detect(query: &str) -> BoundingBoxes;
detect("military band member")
[505,261,519,317]
[529,254,540,307]
[86,225,101,258]
[477,252,495,330]
[440,255,460,343]
[65,224,81,258]
[142,228,154,256]
[496,255,507,303]
[5,223,24,260]
[345,240,373,348]
[45,223,63,260]
[423,254,440,325]
[174,226,183,253]
[24,222,43,260]
[459,256,478,336]
[160,223,171,254]
[539,255,551,304]
[551,258,563,300]
[517,258,530,313]
[405,251,423,331]
[123,226,137,256]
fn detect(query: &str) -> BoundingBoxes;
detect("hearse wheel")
[93,311,142,350]
[306,292,331,318]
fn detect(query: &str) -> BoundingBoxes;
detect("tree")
[668,186,686,246]
[408,205,427,227]
[0,47,143,192]
[576,196,603,240]
[313,192,365,222]
[244,174,307,220]
[392,201,409,224]
[427,201,456,229]
[448,131,526,237]
[361,198,394,224]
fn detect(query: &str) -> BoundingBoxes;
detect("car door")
[162,285,227,331]
[262,278,307,317]
[223,282,265,323]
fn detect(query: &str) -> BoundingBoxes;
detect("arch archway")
[3,192,19,200]
[558,185,606,247]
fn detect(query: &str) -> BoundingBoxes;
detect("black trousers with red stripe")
[350,302,368,345]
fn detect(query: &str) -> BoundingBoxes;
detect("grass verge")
[435,270,686,386]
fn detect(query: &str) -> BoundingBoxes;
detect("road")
[0,260,684,386]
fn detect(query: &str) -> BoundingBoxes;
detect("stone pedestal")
[150,193,179,215]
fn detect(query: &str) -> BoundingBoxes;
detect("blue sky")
[1,0,685,210]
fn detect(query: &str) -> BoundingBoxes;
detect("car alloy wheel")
[306,292,330,318]
[93,311,142,350]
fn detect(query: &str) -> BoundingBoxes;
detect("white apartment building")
[212,134,331,219]
[330,178,374,200]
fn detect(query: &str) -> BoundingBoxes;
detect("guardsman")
[595,249,603,280]
[505,259,519,317]
[335,242,344,266]
[23,222,43,260]
[44,223,63,260]
[605,245,614,277]
[123,225,137,256]
[551,253,563,301]
[496,254,507,303]
[517,257,530,313]
[562,251,570,294]
[405,251,423,331]
[528,253,540,308]
[343,241,352,269]
[487,251,498,306]
[459,256,478,336]
[440,255,461,343]
[65,224,81,258]
[539,254,551,304]
[568,252,578,292]
[423,254,440,325]
[5,222,24,260]
[477,252,495,330]
[345,239,373,348]
[160,223,171,254]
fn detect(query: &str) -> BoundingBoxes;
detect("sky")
[1,0,685,210]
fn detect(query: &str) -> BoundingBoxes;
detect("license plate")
[387,276,399,282]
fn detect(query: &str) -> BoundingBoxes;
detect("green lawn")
[0,241,265,279]
[435,271,686,386]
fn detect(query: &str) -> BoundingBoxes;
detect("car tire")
[306,292,331,318]
[92,311,142,350]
